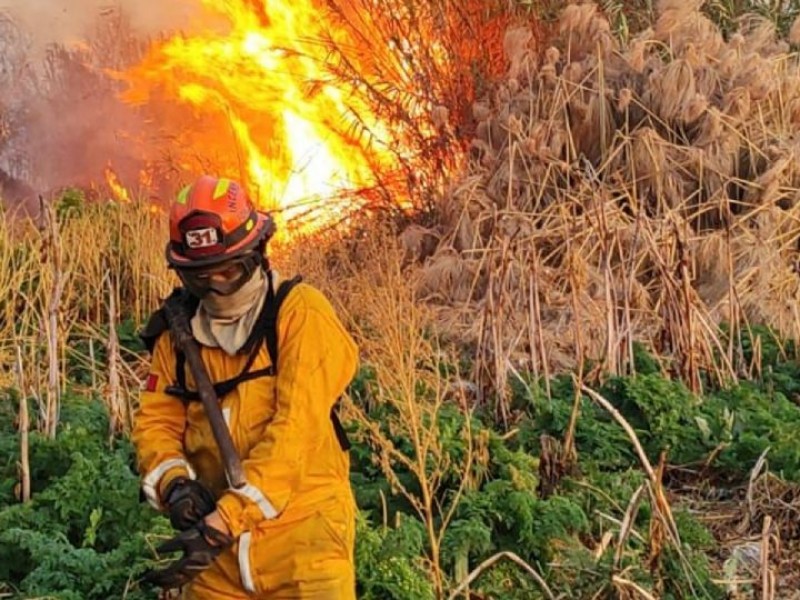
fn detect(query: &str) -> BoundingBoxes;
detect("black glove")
[141,521,233,590]
[162,477,216,531]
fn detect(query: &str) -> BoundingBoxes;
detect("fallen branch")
[580,384,681,541]
[581,384,716,597]
[614,483,646,569]
[760,516,775,600]
[580,384,657,481]
[612,575,658,600]
[446,551,554,600]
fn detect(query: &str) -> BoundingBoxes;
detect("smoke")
[0,0,223,213]
[0,1,202,53]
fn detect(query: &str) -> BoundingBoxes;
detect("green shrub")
[0,393,165,599]
[355,513,435,600]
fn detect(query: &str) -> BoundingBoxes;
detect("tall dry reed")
[397,1,800,413]
[0,193,171,434]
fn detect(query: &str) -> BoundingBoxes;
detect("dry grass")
[392,1,800,413]
[668,464,800,597]
[0,193,171,433]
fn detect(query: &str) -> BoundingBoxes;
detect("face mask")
[190,267,269,354]
[200,266,265,319]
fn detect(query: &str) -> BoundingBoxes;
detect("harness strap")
[167,367,276,401]
[168,275,285,398]
[164,273,350,452]
[330,409,351,451]
[175,350,186,397]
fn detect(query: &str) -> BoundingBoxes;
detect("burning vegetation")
[0,0,514,235]
[112,0,520,236]
[5,0,800,598]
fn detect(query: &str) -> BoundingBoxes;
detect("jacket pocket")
[238,508,353,595]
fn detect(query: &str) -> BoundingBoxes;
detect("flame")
[104,165,131,203]
[118,0,412,239]
[139,169,154,190]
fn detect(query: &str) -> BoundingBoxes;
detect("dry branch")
[14,345,30,503]
[105,270,124,435]
[39,196,65,439]
[760,516,775,600]
[446,551,554,600]
[611,575,658,600]
[580,385,682,546]
[615,483,647,569]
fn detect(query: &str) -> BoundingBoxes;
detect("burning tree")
[110,0,528,236]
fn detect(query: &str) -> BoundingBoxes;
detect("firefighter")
[132,175,359,599]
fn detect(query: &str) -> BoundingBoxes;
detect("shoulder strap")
[139,287,199,354]
[258,274,350,451]
[264,274,304,369]
[164,273,351,452]
[172,273,303,395]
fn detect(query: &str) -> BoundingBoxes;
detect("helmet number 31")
[186,228,219,249]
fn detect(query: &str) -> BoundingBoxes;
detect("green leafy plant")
[0,393,166,599]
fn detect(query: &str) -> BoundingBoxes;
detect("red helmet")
[166,175,274,269]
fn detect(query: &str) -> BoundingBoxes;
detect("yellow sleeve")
[131,331,194,511]
[216,284,358,536]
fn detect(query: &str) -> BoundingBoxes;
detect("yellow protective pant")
[183,498,356,599]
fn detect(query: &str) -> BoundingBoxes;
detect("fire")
[104,165,131,203]
[118,0,410,239]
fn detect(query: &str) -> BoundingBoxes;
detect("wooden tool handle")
[163,297,245,489]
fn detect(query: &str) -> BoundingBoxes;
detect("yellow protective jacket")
[132,278,359,598]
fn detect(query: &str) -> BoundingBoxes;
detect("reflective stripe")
[238,531,255,593]
[176,185,190,205]
[142,458,196,510]
[213,178,231,200]
[223,407,231,428]
[232,483,279,519]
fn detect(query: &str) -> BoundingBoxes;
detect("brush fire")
[106,0,505,238]
[6,1,800,597]
[1,0,485,236]
[117,0,408,237]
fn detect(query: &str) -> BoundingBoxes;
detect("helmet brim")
[166,212,273,269]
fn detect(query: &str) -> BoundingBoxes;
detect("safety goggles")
[176,253,261,298]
